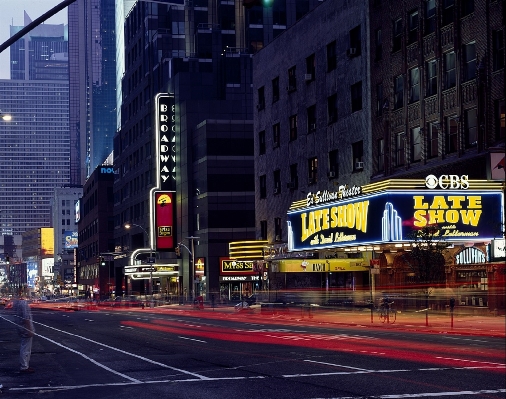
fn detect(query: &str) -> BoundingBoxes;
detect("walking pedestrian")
[13,288,35,373]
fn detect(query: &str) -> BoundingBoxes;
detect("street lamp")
[125,223,155,306]
[186,236,200,300]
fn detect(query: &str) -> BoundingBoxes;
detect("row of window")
[259,142,364,198]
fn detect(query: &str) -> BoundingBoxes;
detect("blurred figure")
[13,288,35,373]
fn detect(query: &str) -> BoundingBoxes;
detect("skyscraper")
[68,0,117,185]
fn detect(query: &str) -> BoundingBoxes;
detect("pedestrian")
[13,288,35,374]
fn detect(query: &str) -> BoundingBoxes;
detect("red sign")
[155,191,175,251]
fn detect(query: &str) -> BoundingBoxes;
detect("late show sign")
[287,190,503,251]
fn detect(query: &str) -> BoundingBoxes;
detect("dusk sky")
[0,0,67,79]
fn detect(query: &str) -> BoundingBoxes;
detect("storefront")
[219,258,263,302]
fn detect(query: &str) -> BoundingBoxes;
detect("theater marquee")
[287,179,504,252]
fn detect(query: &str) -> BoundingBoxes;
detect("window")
[394,74,404,109]
[425,0,436,35]
[257,86,265,110]
[349,25,361,56]
[496,100,505,140]
[442,0,455,26]
[376,83,384,116]
[259,175,266,198]
[288,66,296,91]
[427,122,439,158]
[260,220,267,240]
[306,54,315,80]
[409,67,420,103]
[272,77,279,102]
[444,52,456,89]
[259,130,265,155]
[410,126,421,162]
[351,81,362,112]
[395,132,405,166]
[426,59,437,96]
[392,18,402,53]
[492,31,504,71]
[464,108,477,148]
[461,0,474,17]
[377,138,385,172]
[408,10,418,44]
[327,94,338,123]
[273,169,281,194]
[274,218,282,241]
[273,123,280,147]
[327,40,337,71]
[308,157,318,184]
[375,28,382,61]
[288,164,298,189]
[289,114,298,141]
[328,149,338,179]
[446,117,458,154]
[307,105,316,132]
[352,141,364,171]
[463,43,476,82]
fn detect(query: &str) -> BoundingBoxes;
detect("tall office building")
[1,13,70,238]
[9,12,68,81]
[68,0,117,185]
[112,0,323,298]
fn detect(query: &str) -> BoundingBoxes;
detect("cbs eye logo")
[425,174,469,189]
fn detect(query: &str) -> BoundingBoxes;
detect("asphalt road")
[1,305,504,398]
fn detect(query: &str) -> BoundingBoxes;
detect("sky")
[0,0,68,79]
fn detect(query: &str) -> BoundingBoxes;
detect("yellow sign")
[276,259,367,273]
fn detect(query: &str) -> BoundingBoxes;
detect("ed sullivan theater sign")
[287,178,503,251]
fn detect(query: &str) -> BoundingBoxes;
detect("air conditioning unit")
[310,123,316,131]
[328,171,336,178]
[275,235,281,241]
[355,161,364,169]
[347,47,357,56]
[287,181,296,189]
[304,73,313,81]
[274,186,280,194]
[287,85,296,91]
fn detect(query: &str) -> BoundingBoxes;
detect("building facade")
[68,0,117,185]
[77,165,116,299]
[0,80,70,236]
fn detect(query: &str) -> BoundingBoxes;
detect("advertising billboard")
[64,231,78,249]
[287,190,503,251]
[41,258,54,278]
[41,228,54,256]
[27,261,38,288]
[154,191,175,251]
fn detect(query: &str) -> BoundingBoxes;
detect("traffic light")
[5,255,9,264]
[175,246,181,256]
[99,256,106,266]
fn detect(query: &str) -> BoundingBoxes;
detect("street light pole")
[125,223,154,306]
[186,236,200,300]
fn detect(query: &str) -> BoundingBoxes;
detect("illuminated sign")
[273,258,367,273]
[425,174,469,189]
[287,190,503,251]
[41,228,54,256]
[100,167,116,174]
[64,231,78,249]
[195,257,205,276]
[155,191,175,251]
[220,258,254,274]
[75,200,80,223]
[155,94,176,191]
[41,258,54,277]
[490,153,505,180]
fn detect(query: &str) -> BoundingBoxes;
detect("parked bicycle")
[377,297,396,324]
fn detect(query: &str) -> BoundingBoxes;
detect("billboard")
[41,258,54,278]
[287,190,504,251]
[27,261,38,288]
[64,231,78,249]
[41,228,54,256]
[154,191,175,251]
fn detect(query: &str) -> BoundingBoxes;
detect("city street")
[0,304,504,398]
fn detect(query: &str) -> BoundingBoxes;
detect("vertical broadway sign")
[153,94,176,251]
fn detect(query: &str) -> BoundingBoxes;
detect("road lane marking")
[330,388,506,398]
[304,359,371,371]
[28,320,212,380]
[179,336,207,343]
